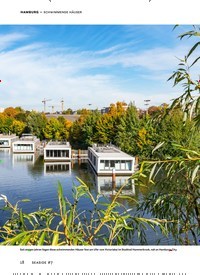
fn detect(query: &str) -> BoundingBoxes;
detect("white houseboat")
[44,141,71,162]
[0,134,19,148]
[12,134,40,153]
[88,144,135,175]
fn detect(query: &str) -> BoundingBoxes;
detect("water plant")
[0,179,167,245]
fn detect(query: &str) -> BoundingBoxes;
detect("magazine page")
[0,1,199,275]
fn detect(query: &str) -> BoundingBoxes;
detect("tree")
[11,120,26,136]
[26,111,47,140]
[81,110,101,146]
[136,26,200,244]
[115,103,140,155]
[44,117,72,141]
[62,108,73,114]
[3,107,19,118]
[168,26,200,127]
[95,102,126,144]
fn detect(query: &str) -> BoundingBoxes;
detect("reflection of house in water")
[94,174,135,196]
[12,153,35,165]
[88,144,135,175]
[0,147,11,154]
[44,162,71,175]
[0,134,19,148]
[44,141,71,162]
[0,148,12,168]
[12,134,40,153]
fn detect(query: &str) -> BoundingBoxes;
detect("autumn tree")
[95,102,126,144]
[3,107,20,118]
[44,117,72,141]
[11,120,26,136]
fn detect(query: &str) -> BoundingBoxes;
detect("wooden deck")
[71,149,88,159]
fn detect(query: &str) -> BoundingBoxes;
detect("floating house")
[44,162,71,175]
[0,134,19,148]
[43,141,71,162]
[88,145,135,175]
[12,134,40,153]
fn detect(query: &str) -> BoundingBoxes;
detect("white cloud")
[0,32,196,111]
[0,33,29,51]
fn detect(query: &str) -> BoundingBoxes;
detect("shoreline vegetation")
[0,26,200,245]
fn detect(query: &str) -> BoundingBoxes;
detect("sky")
[0,25,199,112]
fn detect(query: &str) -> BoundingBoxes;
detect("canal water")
[0,149,195,245]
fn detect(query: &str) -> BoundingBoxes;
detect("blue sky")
[0,25,198,111]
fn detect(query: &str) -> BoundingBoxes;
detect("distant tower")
[42,98,52,113]
[61,99,64,113]
[144,99,151,115]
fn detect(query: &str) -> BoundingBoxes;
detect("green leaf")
[19,209,26,229]
[52,232,59,245]
[37,231,46,245]
[20,199,31,203]
[20,234,32,245]
[191,165,199,183]
[187,42,200,58]
[152,142,165,154]
[67,208,73,229]
[149,163,157,182]
[189,56,200,67]
[0,232,28,245]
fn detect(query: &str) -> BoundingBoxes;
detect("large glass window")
[110,160,115,168]
[105,160,109,169]
[99,160,104,169]
[98,159,132,171]
[121,160,126,170]
[115,160,120,170]
[125,160,132,170]
[14,144,33,151]
[0,140,9,146]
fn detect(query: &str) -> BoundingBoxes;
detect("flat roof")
[0,134,18,139]
[89,146,134,159]
[45,141,71,149]
[13,140,37,144]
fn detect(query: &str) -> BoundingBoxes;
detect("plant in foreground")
[0,179,168,246]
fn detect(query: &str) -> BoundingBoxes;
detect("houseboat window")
[94,156,96,166]
[110,160,115,168]
[14,144,33,151]
[115,160,120,170]
[99,160,104,169]
[46,149,69,158]
[99,159,133,171]
[125,160,132,170]
[0,140,9,145]
[105,160,109,169]
[121,160,126,170]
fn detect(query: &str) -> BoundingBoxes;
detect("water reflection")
[0,148,13,170]
[0,148,11,154]
[95,175,135,196]
[12,153,35,166]
[44,162,71,175]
